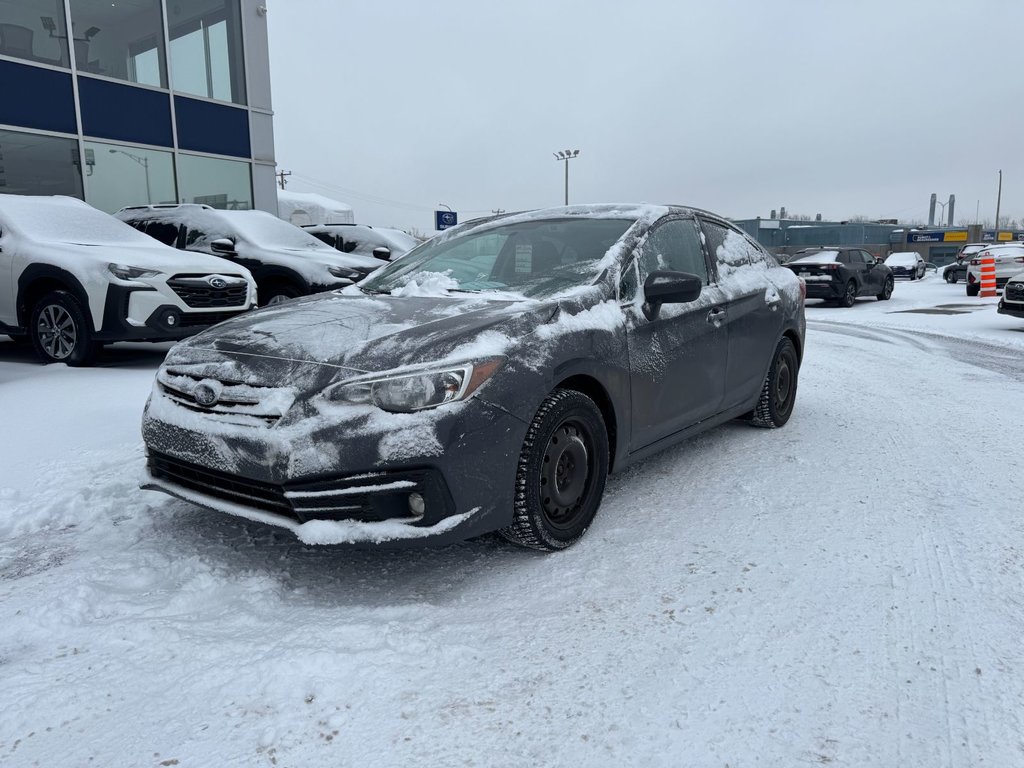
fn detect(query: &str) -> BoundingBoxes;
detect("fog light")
[165,311,178,327]
[408,492,425,518]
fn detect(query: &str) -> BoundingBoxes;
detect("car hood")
[240,243,382,271]
[52,240,252,276]
[164,290,557,380]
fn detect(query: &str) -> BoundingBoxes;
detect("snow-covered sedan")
[117,204,385,305]
[0,194,256,366]
[784,247,894,306]
[302,223,421,263]
[884,251,926,280]
[140,204,806,551]
[965,243,1024,296]
[998,271,1024,319]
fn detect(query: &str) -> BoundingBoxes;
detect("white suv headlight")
[108,263,161,280]
[326,358,504,412]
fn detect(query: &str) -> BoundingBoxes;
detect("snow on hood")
[391,271,460,297]
[885,253,918,266]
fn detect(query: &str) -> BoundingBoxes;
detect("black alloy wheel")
[751,337,799,429]
[877,276,894,301]
[840,281,857,308]
[260,283,301,307]
[501,389,609,551]
[30,290,99,366]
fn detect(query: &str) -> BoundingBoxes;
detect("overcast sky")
[267,0,1023,233]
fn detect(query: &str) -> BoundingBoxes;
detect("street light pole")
[995,169,1003,232]
[553,149,580,205]
[109,148,151,204]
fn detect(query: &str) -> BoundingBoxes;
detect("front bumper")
[98,284,255,342]
[997,298,1024,319]
[140,389,527,546]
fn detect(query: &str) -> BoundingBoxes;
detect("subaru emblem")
[192,379,222,407]
[209,277,227,289]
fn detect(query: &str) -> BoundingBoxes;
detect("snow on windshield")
[363,216,636,299]
[219,210,336,251]
[885,253,917,265]
[791,251,840,263]
[1,194,157,245]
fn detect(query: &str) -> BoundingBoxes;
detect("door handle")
[707,307,725,327]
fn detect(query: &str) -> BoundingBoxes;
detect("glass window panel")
[168,0,246,104]
[0,129,83,197]
[0,0,70,67]
[68,0,166,87]
[177,153,251,210]
[82,140,176,213]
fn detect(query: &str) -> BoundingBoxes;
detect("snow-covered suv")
[0,195,256,366]
[116,204,384,305]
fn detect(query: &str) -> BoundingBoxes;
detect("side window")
[144,221,181,247]
[638,218,708,284]
[618,259,639,302]
[700,219,766,278]
[185,227,209,248]
[310,231,336,249]
[837,251,851,265]
[859,250,874,265]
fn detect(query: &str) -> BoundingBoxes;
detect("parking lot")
[2,274,1023,767]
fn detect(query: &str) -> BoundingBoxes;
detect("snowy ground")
[2,275,1023,767]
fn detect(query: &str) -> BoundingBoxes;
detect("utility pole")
[277,170,291,190]
[995,169,1002,232]
[553,149,580,205]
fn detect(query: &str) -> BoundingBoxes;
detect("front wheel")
[30,291,99,366]
[260,282,302,307]
[877,276,894,301]
[750,337,799,429]
[500,389,609,551]
[840,281,857,308]
[945,270,957,284]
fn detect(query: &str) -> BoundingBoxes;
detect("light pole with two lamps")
[553,149,580,205]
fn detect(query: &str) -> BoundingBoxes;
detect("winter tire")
[840,281,857,308]
[945,270,957,284]
[966,284,980,297]
[30,291,98,366]
[750,337,799,429]
[500,389,609,551]
[877,276,894,301]
[260,282,301,307]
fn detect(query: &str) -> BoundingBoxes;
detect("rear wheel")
[945,270,957,284]
[30,290,99,366]
[966,284,980,297]
[877,276,894,301]
[750,337,799,429]
[500,389,609,551]
[840,280,857,308]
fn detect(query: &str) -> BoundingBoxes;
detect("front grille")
[148,451,297,519]
[1006,283,1024,301]
[157,367,294,424]
[148,451,451,524]
[168,275,248,308]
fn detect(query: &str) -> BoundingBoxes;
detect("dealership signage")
[981,230,1024,242]
[905,230,969,243]
[434,210,458,230]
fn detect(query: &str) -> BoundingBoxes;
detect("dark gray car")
[140,204,806,551]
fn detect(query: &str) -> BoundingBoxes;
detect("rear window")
[790,251,839,264]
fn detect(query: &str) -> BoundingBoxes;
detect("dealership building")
[0,0,276,214]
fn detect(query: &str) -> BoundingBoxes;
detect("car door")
[624,216,728,449]
[699,218,783,409]
[856,250,882,291]
[0,218,16,327]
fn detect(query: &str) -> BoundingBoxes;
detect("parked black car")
[785,247,893,306]
[140,204,806,551]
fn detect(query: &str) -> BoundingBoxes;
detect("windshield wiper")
[359,286,391,295]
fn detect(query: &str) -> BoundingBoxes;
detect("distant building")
[0,1,277,214]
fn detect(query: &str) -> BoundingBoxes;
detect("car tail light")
[970,258,981,266]
[968,272,976,284]
[799,278,806,300]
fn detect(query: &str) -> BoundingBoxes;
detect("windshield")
[220,211,336,251]
[885,253,916,265]
[1,195,157,246]
[360,217,635,298]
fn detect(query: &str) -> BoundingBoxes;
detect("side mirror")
[642,270,702,320]
[371,246,392,262]
[210,237,236,255]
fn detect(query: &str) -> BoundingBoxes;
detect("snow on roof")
[278,190,355,226]
[0,194,155,245]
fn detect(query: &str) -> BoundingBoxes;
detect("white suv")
[998,271,1024,319]
[965,243,1024,296]
[0,195,257,366]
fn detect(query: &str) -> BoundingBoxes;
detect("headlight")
[108,263,161,280]
[328,265,361,280]
[326,358,505,412]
